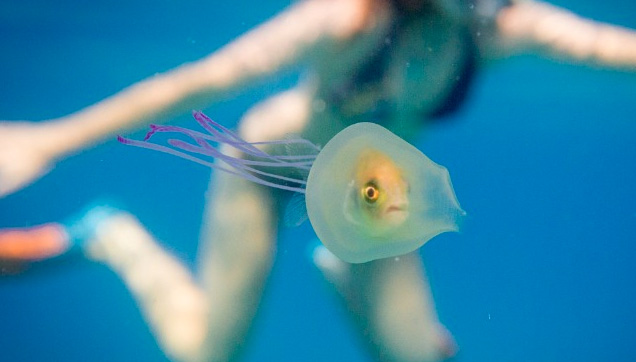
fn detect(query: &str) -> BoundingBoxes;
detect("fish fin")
[283,133,320,157]
[283,192,309,227]
[283,133,318,180]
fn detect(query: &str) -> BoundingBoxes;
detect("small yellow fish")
[353,149,410,228]
[306,122,464,263]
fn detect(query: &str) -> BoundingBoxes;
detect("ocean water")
[0,0,635,361]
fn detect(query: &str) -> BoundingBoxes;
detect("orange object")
[0,223,70,261]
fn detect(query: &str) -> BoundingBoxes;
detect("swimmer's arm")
[494,1,636,71]
[0,0,373,197]
[40,0,369,157]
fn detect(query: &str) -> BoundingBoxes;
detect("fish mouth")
[383,203,409,224]
[386,203,408,214]
[384,204,409,226]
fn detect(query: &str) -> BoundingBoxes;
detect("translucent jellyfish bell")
[119,113,464,264]
[305,122,465,263]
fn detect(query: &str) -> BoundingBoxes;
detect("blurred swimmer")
[1,0,635,361]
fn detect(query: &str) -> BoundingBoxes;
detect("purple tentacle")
[193,111,268,157]
[168,136,313,170]
[167,139,309,186]
[117,111,320,194]
[145,120,319,163]
[192,111,321,157]
[119,136,307,193]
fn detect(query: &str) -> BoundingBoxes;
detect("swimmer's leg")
[196,169,277,362]
[314,247,456,362]
[82,87,311,362]
[84,211,209,362]
[195,87,312,361]
[0,202,209,361]
[225,86,455,361]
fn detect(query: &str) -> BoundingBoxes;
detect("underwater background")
[0,0,635,361]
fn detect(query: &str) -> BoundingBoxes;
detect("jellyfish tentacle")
[166,139,309,186]
[248,139,321,153]
[119,112,323,194]
[143,119,319,165]
[166,134,313,173]
[145,124,223,144]
[193,112,269,157]
[193,140,314,170]
[193,111,321,157]
[145,119,268,159]
[145,123,320,156]
[118,135,307,194]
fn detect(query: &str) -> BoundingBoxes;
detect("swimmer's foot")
[0,223,70,262]
[63,201,124,250]
[0,222,71,275]
[0,200,124,274]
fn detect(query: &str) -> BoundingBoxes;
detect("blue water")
[0,0,635,361]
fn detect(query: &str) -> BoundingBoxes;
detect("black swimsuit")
[330,0,512,122]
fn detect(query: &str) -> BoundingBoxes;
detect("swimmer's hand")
[0,121,53,197]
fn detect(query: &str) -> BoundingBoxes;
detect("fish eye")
[362,181,380,204]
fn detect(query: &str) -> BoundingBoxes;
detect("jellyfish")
[118,111,465,263]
